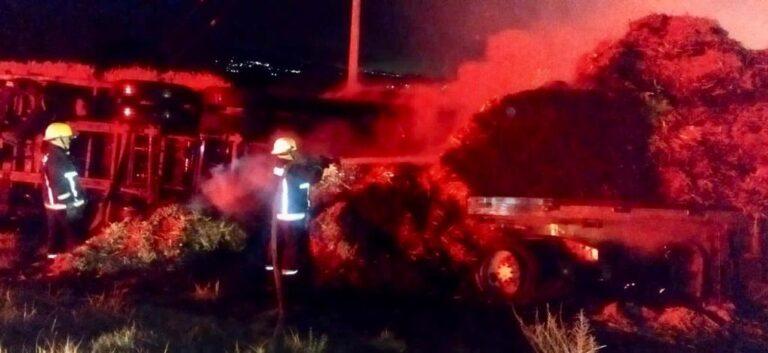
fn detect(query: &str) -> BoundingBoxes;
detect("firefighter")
[267,137,332,276]
[41,122,86,259]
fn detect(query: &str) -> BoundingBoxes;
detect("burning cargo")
[308,162,749,305]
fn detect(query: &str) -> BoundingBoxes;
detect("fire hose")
[269,215,286,338]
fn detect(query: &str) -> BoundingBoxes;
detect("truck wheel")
[476,243,539,304]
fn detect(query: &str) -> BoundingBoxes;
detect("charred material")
[443,86,658,201]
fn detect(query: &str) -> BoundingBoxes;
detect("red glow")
[104,67,230,90]
[0,61,231,92]
[563,239,600,263]
[327,1,768,158]
[123,84,135,96]
[122,106,134,118]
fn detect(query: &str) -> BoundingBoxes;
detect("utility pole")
[346,0,361,90]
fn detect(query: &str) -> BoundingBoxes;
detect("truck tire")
[475,242,539,304]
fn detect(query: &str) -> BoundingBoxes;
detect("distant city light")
[221,57,302,76]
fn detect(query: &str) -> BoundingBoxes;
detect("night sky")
[0,1,569,77]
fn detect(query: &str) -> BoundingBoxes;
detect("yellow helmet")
[44,122,74,141]
[270,137,298,155]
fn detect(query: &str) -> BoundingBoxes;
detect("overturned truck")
[310,84,759,305]
[0,63,262,223]
[446,86,758,305]
[468,197,751,304]
[0,63,392,224]
[0,61,759,305]
[309,161,753,306]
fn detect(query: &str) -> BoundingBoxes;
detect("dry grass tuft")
[90,324,140,353]
[516,308,604,353]
[284,329,329,353]
[35,338,82,353]
[231,342,267,353]
[0,288,38,324]
[86,289,129,314]
[192,281,221,301]
[369,329,407,353]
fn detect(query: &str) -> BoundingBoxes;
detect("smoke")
[393,0,768,153]
[198,154,274,217]
[293,121,369,157]
[254,1,768,158]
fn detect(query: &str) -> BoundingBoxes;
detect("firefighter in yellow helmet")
[40,122,86,259]
[267,136,334,277]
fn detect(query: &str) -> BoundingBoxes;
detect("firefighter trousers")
[45,209,85,255]
[268,218,310,274]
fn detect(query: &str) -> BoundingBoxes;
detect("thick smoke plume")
[392,0,768,154]
[209,1,768,161]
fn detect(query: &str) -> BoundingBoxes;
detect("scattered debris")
[309,162,479,290]
[650,306,721,338]
[592,301,737,344]
[48,205,246,277]
[592,303,637,333]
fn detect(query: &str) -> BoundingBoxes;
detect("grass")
[86,289,129,314]
[368,330,407,353]
[0,284,328,353]
[0,284,421,353]
[283,329,328,353]
[90,324,146,353]
[516,308,604,353]
[0,283,434,353]
[34,338,82,353]
[192,281,221,301]
[4,280,766,353]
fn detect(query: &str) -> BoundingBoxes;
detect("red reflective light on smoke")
[123,84,135,96]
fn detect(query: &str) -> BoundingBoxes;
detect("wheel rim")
[487,250,522,296]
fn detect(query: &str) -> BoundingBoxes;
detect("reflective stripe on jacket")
[41,146,85,210]
[273,155,330,222]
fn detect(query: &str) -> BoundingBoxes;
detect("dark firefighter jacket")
[273,154,331,222]
[41,145,85,211]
